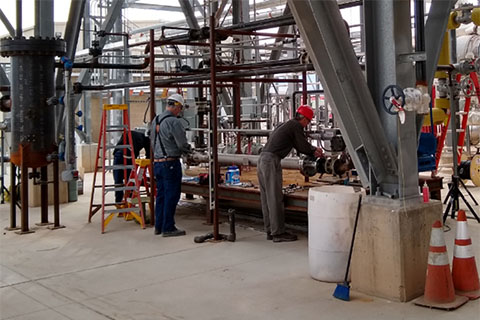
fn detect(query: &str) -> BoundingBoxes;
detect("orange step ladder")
[88,104,145,233]
[124,158,153,222]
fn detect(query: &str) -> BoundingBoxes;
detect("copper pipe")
[149,29,156,227]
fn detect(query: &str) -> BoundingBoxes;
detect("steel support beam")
[0,9,15,37]
[259,4,291,104]
[179,0,200,29]
[425,0,456,90]
[364,0,418,199]
[288,0,398,195]
[125,3,183,12]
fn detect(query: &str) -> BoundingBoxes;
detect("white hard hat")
[167,93,185,106]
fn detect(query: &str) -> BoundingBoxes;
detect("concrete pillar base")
[351,196,442,302]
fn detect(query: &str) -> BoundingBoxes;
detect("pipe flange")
[0,37,66,57]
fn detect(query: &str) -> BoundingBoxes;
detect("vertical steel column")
[149,29,156,227]
[6,163,19,231]
[302,71,308,104]
[18,144,33,234]
[234,83,242,154]
[49,156,64,229]
[364,0,418,199]
[288,0,399,196]
[37,166,51,225]
[414,0,426,84]
[210,14,220,240]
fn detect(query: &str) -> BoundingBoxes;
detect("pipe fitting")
[472,8,480,26]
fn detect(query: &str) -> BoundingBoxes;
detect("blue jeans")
[113,152,132,203]
[154,160,182,233]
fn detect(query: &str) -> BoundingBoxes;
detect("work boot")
[162,228,186,237]
[154,229,162,235]
[272,232,297,243]
[266,232,273,240]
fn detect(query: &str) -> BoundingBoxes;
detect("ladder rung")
[106,125,128,129]
[109,145,132,150]
[105,165,135,170]
[104,186,138,192]
[104,207,140,214]
[456,111,468,115]
[106,129,127,132]
[94,184,117,188]
[446,129,465,133]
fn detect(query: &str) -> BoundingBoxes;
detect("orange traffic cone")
[452,210,480,299]
[414,221,468,310]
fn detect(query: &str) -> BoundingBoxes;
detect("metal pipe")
[79,64,315,91]
[217,128,271,136]
[190,152,301,170]
[16,0,22,38]
[52,156,61,228]
[39,166,49,225]
[216,29,296,38]
[414,0,426,84]
[234,83,242,154]
[302,71,308,104]
[149,29,156,227]
[64,68,75,174]
[210,14,220,240]
[7,163,19,230]
[20,144,31,233]
[55,57,150,70]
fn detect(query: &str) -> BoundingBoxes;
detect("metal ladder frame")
[88,104,145,233]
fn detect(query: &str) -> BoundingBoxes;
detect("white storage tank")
[308,185,362,282]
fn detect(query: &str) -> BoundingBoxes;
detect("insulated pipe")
[190,152,301,170]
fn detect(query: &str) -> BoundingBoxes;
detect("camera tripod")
[442,175,480,223]
[442,72,480,224]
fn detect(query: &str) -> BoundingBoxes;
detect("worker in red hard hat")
[257,104,323,242]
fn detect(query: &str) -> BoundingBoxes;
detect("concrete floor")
[1,172,480,320]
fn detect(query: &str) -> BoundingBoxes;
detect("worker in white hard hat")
[150,93,191,237]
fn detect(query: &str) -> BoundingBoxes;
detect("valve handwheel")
[382,84,405,115]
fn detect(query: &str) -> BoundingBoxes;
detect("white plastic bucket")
[308,185,361,282]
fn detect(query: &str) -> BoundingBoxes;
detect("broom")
[333,194,362,301]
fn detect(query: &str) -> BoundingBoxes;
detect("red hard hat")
[297,105,314,121]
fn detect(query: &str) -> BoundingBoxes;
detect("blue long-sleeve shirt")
[151,110,191,159]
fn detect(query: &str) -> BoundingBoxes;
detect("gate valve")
[382,84,406,124]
